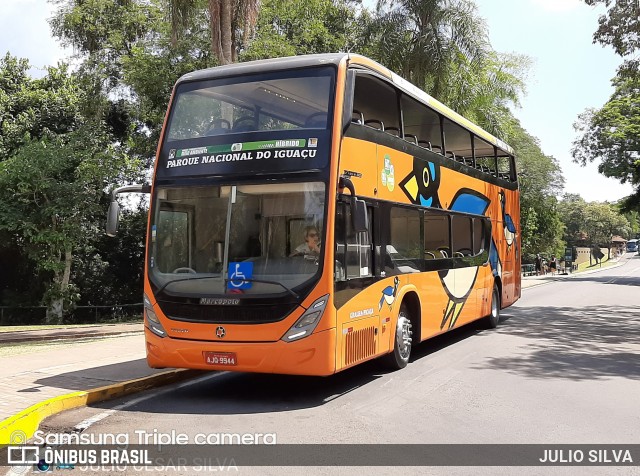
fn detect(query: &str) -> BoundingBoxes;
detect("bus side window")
[424,212,450,259]
[352,73,400,137]
[401,94,443,153]
[451,215,473,257]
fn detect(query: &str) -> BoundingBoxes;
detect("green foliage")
[572,75,640,210]
[242,0,360,60]
[0,126,139,312]
[583,0,640,58]
[583,201,631,246]
[558,193,588,244]
[559,194,631,247]
[73,206,147,306]
[0,55,83,158]
[503,116,565,260]
[359,0,529,137]
[576,0,640,210]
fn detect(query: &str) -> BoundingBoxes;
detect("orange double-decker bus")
[108,53,520,375]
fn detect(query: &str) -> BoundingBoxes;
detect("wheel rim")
[396,312,412,361]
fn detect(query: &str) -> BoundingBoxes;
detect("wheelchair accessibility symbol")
[228,262,253,290]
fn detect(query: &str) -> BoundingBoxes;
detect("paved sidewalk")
[0,331,171,424]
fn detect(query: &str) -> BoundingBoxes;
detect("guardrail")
[521,264,535,276]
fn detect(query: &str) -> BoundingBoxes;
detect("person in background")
[535,254,542,276]
[549,255,557,276]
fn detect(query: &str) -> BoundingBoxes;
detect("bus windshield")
[166,67,334,141]
[149,182,326,296]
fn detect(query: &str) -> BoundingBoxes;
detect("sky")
[0,0,635,203]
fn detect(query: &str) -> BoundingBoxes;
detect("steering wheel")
[233,116,256,130]
[205,119,230,136]
[210,118,230,129]
[172,267,197,274]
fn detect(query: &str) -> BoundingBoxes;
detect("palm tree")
[366,0,488,97]
[363,0,527,137]
[167,0,260,64]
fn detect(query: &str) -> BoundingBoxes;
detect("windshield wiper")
[156,275,299,299]
[225,277,299,299]
[156,275,222,296]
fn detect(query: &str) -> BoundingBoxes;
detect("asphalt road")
[34,254,640,475]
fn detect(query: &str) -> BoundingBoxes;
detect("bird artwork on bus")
[439,188,492,330]
[398,157,441,208]
[499,189,518,260]
[379,276,400,311]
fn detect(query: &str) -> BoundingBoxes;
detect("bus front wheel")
[485,284,501,328]
[383,303,412,370]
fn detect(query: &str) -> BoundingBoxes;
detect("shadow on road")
[83,324,485,416]
[31,359,165,391]
[477,304,640,381]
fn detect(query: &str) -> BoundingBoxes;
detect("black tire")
[485,284,501,328]
[382,303,412,370]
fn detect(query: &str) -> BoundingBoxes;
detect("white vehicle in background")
[627,239,638,253]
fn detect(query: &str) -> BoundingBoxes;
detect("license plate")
[203,352,237,366]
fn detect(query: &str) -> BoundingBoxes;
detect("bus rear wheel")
[383,303,412,370]
[485,284,501,328]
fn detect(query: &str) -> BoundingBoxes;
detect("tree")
[365,0,488,97]
[583,202,630,260]
[241,0,361,61]
[575,0,640,210]
[167,0,260,64]
[50,0,160,119]
[505,117,565,260]
[0,58,139,321]
[572,75,640,210]
[0,55,82,158]
[558,193,588,245]
[360,0,529,138]
[0,127,137,321]
[583,0,640,68]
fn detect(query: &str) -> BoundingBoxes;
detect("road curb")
[0,368,203,447]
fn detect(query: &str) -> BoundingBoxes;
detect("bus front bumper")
[144,326,337,376]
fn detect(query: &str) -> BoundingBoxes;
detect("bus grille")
[345,326,376,366]
[157,301,296,324]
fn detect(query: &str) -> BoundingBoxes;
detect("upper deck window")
[166,67,334,141]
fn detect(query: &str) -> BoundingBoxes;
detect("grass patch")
[575,255,617,273]
[0,332,142,357]
[0,322,142,332]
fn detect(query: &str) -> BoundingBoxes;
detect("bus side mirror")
[352,198,368,232]
[105,184,151,237]
[106,200,120,237]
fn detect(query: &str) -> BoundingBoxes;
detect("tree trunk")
[209,0,224,64]
[220,0,233,64]
[208,0,233,65]
[46,246,73,323]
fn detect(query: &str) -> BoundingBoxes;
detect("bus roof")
[176,53,514,155]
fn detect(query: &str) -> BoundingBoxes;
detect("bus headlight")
[281,294,329,342]
[144,293,166,338]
